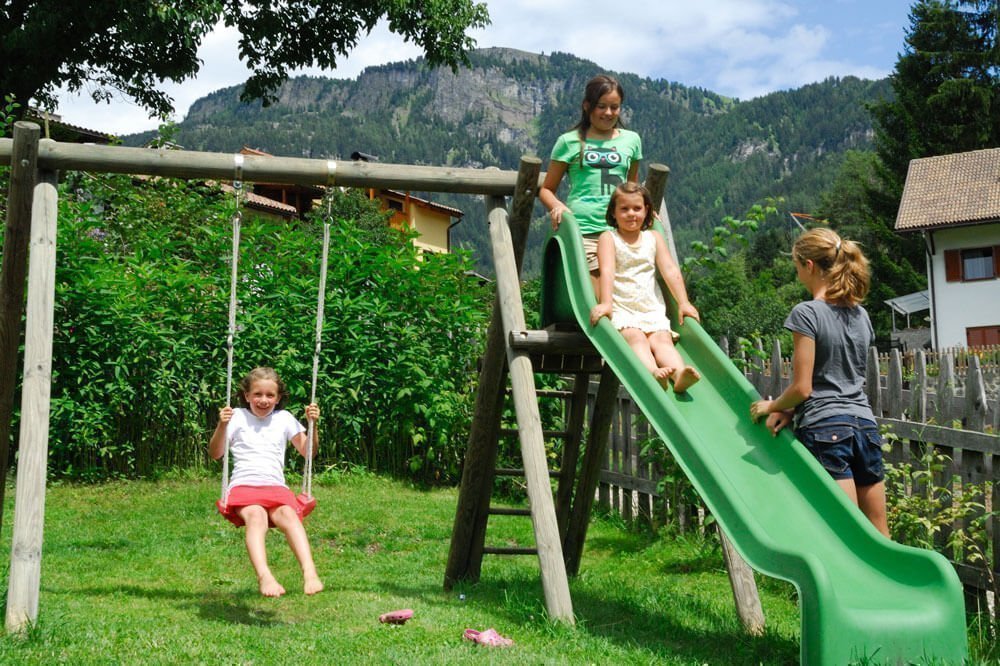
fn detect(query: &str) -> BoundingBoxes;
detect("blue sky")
[55,0,916,135]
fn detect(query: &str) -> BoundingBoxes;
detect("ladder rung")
[488,507,532,516]
[495,467,561,478]
[503,387,574,398]
[482,546,538,556]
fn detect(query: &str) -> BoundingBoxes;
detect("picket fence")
[584,340,1000,607]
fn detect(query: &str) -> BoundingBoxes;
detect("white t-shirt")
[226,408,305,490]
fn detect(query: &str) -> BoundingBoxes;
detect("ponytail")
[792,228,869,305]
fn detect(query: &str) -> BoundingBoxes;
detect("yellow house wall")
[410,207,451,253]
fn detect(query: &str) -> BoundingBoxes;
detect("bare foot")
[259,574,286,598]
[304,574,324,595]
[652,366,673,390]
[672,366,701,394]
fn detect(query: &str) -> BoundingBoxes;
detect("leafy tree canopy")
[1,0,490,118]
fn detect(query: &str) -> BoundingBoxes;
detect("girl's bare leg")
[856,481,890,537]
[270,505,324,595]
[649,331,700,392]
[620,327,666,383]
[239,505,285,597]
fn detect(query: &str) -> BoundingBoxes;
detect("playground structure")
[0,121,969,664]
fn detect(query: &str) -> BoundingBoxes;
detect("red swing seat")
[216,490,317,528]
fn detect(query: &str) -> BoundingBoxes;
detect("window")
[967,326,1000,347]
[944,245,1000,282]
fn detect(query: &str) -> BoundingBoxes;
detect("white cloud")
[50,0,911,134]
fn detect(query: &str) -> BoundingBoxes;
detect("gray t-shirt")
[785,299,876,429]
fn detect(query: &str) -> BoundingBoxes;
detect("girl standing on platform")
[540,74,644,290]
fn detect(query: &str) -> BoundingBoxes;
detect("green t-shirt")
[549,128,643,234]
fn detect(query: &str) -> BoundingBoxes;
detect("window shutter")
[994,245,1000,278]
[944,249,961,282]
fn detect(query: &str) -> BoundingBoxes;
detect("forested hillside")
[126,48,891,274]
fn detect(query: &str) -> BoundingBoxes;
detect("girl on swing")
[210,366,324,597]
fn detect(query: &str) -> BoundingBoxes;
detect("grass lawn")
[0,471,822,664]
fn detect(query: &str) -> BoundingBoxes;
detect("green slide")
[541,219,968,665]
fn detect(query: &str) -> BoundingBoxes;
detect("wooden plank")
[878,418,1000,454]
[5,167,58,633]
[598,470,660,495]
[487,192,573,623]
[964,356,988,432]
[910,351,928,422]
[0,137,525,195]
[508,329,595,354]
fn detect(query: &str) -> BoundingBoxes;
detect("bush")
[40,175,488,482]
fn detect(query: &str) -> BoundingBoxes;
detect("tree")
[1,0,490,118]
[862,0,1000,331]
[868,0,1000,226]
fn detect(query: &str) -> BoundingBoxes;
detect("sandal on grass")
[463,627,513,647]
[378,609,414,625]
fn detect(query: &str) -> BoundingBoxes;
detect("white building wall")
[929,223,1000,348]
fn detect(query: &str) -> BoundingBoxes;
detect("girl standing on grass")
[209,366,324,597]
[540,74,644,290]
[590,182,700,393]
[749,228,889,537]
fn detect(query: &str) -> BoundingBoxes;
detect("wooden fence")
[583,340,1000,606]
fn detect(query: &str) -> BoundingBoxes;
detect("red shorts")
[216,485,316,527]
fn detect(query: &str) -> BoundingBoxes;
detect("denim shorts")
[795,415,884,486]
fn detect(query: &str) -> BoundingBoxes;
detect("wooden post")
[911,350,928,422]
[0,122,40,533]
[487,192,573,623]
[768,338,783,401]
[445,158,540,588]
[718,526,766,635]
[937,353,956,426]
[6,165,58,633]
[564,365,620,575]
[887,349,904,419]
[964,356,988,432]
[554,376,590,534]
[866,346,882,417]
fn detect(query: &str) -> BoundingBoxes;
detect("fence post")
[910,350,928,422]
[963,356,988,432]
[887,349,904,419]
[937,353,956,426]
[866,346,882,417]
[768,338,783,401]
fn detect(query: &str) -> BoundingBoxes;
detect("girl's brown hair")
[573,74,626,140]
[793,227,870,305]
[605,182,654,230]
[237,366,289,409]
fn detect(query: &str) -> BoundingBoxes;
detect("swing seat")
[216,490,317,527]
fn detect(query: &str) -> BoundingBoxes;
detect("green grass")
[0,472,815,664]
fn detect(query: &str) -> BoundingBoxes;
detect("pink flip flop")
[463,627,513,647]
[378,609,414,625]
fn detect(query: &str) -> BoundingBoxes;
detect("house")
[372,189,464,255]
[239,148,464,252]
[25,108,113,144]
[895,148,1000,348]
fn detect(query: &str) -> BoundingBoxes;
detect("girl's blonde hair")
[793,227,870,305]
[237,366,288,409]
[606,182,654,230]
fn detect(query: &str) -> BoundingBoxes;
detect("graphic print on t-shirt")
[583,146,624,195]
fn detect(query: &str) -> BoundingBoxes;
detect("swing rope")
[302,219,331,499]
[220,154,244,509]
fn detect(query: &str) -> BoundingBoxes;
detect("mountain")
[125,48,891,275]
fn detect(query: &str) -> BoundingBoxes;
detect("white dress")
[609,229,673,334]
